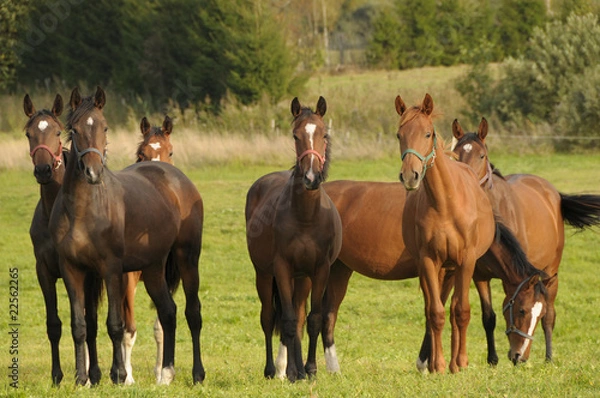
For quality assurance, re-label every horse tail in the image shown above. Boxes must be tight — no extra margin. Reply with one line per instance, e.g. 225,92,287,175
272,278,282,336
494,218,546,279
85,271,104,310
165,251,181,294
560,193,600,230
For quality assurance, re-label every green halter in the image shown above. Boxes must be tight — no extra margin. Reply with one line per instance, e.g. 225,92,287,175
401,132,437,177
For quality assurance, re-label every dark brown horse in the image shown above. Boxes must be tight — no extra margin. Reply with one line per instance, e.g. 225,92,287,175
49,86,204,385
452,117,600,364
245,96,342,381
136,115,174,163
24,93,104,385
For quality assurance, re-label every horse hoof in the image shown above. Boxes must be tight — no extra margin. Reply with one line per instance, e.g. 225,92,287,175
488,354,499,366
305,364,317,378
89,366,102,385
52,371,64,386
416,358,429,374
110,367,127,384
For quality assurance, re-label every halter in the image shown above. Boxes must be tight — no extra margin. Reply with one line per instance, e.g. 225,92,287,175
502,274,537,341
297,142,326,171
479,160,494,189
71,134,106,169
30,142,63,170
400,132,437,177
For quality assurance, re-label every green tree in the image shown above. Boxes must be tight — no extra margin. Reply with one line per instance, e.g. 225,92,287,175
365,5,401,68
497,0,547,57
0,0,31,91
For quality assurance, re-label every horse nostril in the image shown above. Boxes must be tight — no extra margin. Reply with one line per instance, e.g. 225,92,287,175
413,171,420,181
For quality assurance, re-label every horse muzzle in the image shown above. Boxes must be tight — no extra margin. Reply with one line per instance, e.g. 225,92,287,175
34,163,53,184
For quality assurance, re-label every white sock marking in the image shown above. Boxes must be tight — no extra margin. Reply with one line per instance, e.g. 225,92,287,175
275,342,287,379
122,330,137,385
154,317,164,383
325,345,340,373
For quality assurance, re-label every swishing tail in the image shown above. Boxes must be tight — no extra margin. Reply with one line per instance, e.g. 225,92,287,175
165,251,181,294
494,218,547,279
560,193,600,230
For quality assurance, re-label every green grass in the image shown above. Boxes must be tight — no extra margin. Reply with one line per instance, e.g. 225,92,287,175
1,153,599,397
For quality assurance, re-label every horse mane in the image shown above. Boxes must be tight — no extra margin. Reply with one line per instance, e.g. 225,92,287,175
495,218,548,280
24,110,64,131
66,95,96,130
291,107,332,181
136,126,168,163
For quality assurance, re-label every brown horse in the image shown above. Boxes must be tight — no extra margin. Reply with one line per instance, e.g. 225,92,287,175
245,96,342,381
49,86,204,385
24,93,104,385
452,117,600,364
136,115,174,163
395,93,532,373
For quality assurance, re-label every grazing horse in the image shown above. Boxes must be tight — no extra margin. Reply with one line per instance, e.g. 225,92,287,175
452,117,600,364
245,96,342,381
49,86,205,385
24,93,103,385
395,93,528,373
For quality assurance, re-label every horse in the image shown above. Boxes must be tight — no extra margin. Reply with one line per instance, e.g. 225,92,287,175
451,117,600,364
395,92,544,373
136,115,174,163
318,95,546,374
24,93,104,385
49,86,204,385
245,96,342,381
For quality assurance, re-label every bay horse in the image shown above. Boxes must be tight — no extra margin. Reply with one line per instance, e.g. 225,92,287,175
24,93,103,385
245,96,342,381
451,117,600,364
49,86,204,385
136,115,174,163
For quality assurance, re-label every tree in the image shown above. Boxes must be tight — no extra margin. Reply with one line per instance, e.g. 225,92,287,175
497,0,547,57
0,0,31,91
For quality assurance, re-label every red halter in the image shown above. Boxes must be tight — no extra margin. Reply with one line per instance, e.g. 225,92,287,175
297,143,326,171
30,142,63,170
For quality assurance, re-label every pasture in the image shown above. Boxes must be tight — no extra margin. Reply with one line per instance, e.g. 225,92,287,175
1,149,599,396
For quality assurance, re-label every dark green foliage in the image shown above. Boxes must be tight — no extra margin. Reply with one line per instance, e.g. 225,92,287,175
365,6,401,68
497,0,547,58
0,0,31,90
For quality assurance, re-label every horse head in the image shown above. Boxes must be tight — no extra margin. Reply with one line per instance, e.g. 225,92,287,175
502,273,548,364
291,96,329,190
67,86,108,184
136,115,174,164
23,94,64,184
452,118,492,186
395,94,437,191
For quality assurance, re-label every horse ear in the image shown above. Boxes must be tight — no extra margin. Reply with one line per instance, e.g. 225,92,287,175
478,117,488,142
140,117,151,137
69,87,82,110
162,115,173,136
422,93,434,116
316,96,327,117
395,95,407,116
23,94,35,118
52,94,63,117
94,86,106,110
452,119,464,140
291,97,301,118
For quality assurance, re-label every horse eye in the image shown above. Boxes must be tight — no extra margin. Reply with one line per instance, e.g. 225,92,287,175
25,132,30,139
293,135,299,141
519,309,526,316
169,152,173,157
56,130,61,137
425,132,432,138
396,132,400,139
480,154,485,160
104,127,108,133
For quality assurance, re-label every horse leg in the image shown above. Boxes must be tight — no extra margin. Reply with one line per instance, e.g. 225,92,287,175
84,272,102,385
143,267,177,385
256,271,277,378
122,271,139,385
103,268,127,384
174,246,205,384
474,279,498,365
274,258,300,382
450,258,474,373
418,268,454,372
321,260,353,373
293,278,310,375
305,263,330,377
36,261,63,385
420,257,446,373
60,264,90,385
542,274,558,362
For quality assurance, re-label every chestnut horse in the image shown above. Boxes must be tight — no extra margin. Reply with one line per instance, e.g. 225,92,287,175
245,97,342,381
396,93,529,373
452,117,600,364
49,87,204,385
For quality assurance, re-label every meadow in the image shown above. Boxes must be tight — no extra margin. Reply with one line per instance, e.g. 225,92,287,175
1,66,599,396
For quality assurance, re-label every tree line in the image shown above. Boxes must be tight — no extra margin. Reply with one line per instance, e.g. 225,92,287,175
1,0,599,120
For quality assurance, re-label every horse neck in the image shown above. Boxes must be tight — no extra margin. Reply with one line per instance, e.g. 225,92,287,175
421,145,459,211
39,164,65,217
62,148,112,214
289,169,323,223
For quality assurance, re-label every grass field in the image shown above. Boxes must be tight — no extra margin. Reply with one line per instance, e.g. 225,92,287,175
1,151,599,397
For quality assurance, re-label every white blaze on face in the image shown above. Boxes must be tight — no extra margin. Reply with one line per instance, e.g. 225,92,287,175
304,123,317,181
518,301,543,355
86,117,94,126
463,143,473,153
38,120,49,131
149,142,161,150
